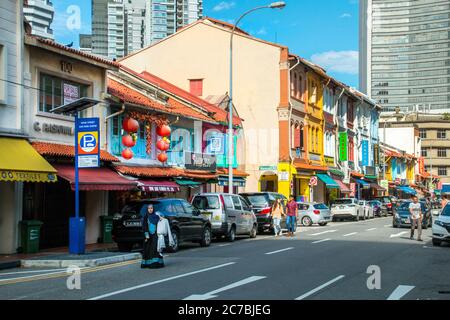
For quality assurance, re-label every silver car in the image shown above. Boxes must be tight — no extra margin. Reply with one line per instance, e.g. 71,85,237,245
297,202,332,226
191,193,258,242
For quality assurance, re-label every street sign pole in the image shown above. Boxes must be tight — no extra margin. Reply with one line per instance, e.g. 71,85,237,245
75,112,79,221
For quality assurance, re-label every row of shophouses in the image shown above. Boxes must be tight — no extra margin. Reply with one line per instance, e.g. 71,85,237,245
0,5,436,254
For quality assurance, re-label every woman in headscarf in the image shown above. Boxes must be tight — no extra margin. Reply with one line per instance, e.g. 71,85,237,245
141,204,164,269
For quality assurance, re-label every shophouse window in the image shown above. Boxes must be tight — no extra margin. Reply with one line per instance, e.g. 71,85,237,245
291,72,296,97
421,148,428,157
0,44,6,103
297,76,303,100
438,167,447,176
189,79,203,96
349,139,355,162
437,129,447,139
294,123,301,149
347,102,354,123
419,129,427,139
39,73,89,113
438,148,447,158
310,82,317,104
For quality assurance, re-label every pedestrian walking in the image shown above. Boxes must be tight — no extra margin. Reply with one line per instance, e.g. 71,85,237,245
141,204,165,269
286,195,298,237
271,199,285,237
409,196,423,242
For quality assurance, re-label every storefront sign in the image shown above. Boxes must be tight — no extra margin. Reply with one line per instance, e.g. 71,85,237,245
185,152,217,171
0,170,57,183
259,166,278,171
77,118,100,168
339,132,348,161
373,144,380,166
279,171,289,182
60,60,73,73
325,156,335,167
33,122,74,136
362,140,369,167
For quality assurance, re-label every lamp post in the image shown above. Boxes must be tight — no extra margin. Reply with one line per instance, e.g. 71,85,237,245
228,2,286,194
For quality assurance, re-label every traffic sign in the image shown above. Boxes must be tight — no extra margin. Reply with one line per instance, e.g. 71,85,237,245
76,118,100,168
309,176,318,186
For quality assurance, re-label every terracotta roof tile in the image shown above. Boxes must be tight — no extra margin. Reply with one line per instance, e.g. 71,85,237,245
115,166,217,180
32,142,119,162
108,78,216,123
216,168,250,177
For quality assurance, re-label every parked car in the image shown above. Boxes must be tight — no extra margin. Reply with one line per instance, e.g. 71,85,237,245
432,204,450,246
359,200,375,219
191,193,257,242
373,196,395,216
392,201,433,229
368,200,383,217
297,202,332,226
240,192,295,234
112,198,212,252
330,198,363,221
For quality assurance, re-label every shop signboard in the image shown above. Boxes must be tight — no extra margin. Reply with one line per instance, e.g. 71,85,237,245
76,118,100,168
339,132,348,161
185,152,217,171
362,140,369,167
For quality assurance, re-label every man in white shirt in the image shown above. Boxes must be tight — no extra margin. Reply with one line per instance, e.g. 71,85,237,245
409,196,423,241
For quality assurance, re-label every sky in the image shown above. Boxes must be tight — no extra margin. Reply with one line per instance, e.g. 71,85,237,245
53,0,359,88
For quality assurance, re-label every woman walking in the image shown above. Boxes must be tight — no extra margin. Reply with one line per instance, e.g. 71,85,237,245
141,204,165,269
271,199,285,237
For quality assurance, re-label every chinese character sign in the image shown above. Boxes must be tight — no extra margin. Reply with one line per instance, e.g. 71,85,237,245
339,132,348,161
362,140,369,167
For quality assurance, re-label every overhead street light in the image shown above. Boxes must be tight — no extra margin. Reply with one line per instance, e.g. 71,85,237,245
227,2,286,194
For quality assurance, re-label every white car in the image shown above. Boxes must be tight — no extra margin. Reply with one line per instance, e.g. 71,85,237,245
359,200,375,219
331,198,364,221
432,204,450,247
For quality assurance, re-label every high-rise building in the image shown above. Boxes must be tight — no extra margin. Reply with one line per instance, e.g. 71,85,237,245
91,0,203,59
360,0,450,113
23,0,55,40
79,34,93,54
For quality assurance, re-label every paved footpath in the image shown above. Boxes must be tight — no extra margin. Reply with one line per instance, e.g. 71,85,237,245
1,217,449,300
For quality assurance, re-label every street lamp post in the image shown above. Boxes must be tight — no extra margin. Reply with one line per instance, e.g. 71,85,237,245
228,2,286,194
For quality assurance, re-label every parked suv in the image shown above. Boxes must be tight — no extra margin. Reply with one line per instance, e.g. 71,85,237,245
330,198,363,221
432,204,450,246
240,192,293,234
112,198,212,252
191,193,257,242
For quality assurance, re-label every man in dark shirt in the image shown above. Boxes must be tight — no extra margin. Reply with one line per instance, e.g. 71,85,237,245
286,195,298,237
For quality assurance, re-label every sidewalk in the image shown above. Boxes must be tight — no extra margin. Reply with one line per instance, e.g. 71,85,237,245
0,243,138,270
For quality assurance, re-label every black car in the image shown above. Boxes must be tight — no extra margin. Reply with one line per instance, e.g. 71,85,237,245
112,198,212,252
240,192,295,234
393,201,433,229
373,196,395,216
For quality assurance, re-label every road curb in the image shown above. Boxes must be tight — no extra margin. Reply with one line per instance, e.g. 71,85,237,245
20,253,142,268
0,260,21,270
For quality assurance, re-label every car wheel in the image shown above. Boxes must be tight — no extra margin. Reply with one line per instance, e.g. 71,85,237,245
318,222,327,226
432,239,441,247
117,242,133,252
200,227,212,247
168,230,179,253
249,224,257,238
302,216,313,227
227,226,236,242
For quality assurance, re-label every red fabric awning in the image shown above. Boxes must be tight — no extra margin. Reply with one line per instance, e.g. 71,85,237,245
54,165,138,191
137,180,180,193
335,179,351,193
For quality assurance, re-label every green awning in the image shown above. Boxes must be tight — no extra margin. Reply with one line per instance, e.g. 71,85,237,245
218,176,246,187
175,179,202,186
365,175,378,180
316,174,340,189
329,169,345,177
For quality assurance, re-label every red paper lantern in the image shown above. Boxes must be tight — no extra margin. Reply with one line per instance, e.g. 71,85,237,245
158,152,168,163
122,117,139,133
122,135,136,148
156,139,170,151
122,148,133,160
156,125,171,137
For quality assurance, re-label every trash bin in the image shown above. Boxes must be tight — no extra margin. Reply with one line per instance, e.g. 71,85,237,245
20,220,43,254
100,215,114,243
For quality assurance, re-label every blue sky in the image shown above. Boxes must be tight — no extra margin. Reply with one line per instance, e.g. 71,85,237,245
53,0,359,88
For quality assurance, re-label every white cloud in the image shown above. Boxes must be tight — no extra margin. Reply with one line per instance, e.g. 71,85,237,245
213,1,236,12
256,27,267,35
310,51,359,75
340,13,352,18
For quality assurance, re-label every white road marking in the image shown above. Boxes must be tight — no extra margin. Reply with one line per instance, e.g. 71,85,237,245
311,230,337,236
390,231,409,238
218,244,232,247
312,239,331,244
88,262,236,300
384,224,392,227
343,232,358,237
265,247,294,255
366,228,377,231
295,275,345,300
387,285,415,300
184,276,266,300
0,268,69,276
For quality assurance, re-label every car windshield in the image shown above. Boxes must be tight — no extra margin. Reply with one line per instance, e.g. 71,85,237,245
242,194,269,206
333,199,353,205
122,201,164,216
441,205,450,217
192,196,220,210
369,201,381,206
398,202,426,211
314,203,328,210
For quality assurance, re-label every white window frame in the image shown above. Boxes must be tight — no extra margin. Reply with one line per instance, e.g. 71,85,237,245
0,42,7,105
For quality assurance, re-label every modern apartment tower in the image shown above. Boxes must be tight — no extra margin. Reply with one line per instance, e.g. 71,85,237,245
360,0,450,113
23,0,55,40
91,0,203,59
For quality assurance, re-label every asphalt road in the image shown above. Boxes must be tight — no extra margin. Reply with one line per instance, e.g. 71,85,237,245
1,217,450,300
